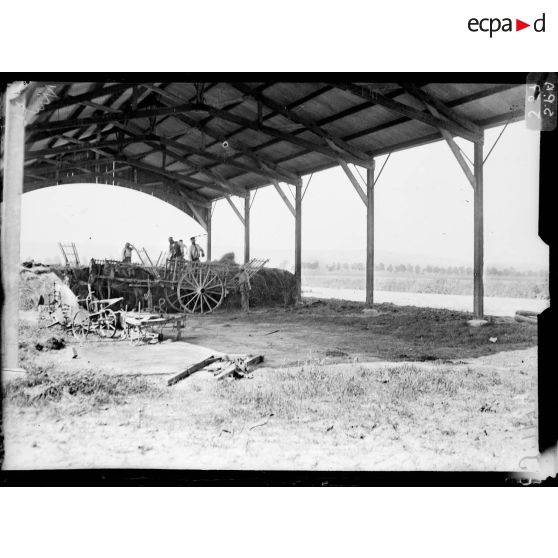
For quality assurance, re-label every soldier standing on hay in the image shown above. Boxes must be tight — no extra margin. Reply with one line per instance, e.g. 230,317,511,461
168,237,179,261
121,242,134,263
238,265,251,313
177,239,186,261
188,236,205,262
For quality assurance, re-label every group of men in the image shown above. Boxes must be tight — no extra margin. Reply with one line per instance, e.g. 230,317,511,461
168,236,205,262
121,237,205,264
120,236,250,312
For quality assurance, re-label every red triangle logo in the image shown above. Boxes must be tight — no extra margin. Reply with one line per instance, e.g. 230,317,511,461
516,19,530,31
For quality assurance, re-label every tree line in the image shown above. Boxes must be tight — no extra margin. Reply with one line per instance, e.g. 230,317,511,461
301,261,547,277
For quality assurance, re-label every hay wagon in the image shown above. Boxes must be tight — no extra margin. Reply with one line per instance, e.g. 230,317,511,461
86,257,268,315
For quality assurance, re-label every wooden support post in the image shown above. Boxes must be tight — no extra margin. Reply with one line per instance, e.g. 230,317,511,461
473,139,484,318
271,179,296,217
1,84,27,376
244,193,250,264
295,181,302,302
339,160,367,206
224,195,245,226
366,161,376,306
185,200,209,231
206,205,212,261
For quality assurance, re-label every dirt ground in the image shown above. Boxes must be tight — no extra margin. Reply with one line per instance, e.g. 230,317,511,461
2,300,538,471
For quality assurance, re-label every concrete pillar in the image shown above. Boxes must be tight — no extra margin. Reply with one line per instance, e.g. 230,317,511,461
1,84,27,375
244,193,250,264
366,160,375,306
473,139,484,318
295,182,302,301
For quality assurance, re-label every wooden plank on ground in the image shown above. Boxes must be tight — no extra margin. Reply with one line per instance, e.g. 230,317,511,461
514,314,537,325
168,355,222,386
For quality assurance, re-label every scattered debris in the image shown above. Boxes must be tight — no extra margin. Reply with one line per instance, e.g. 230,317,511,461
249,413,274,430
480,402,497,413
167,354,264,385
263,329,280,336
516,309,539,317
216,355,264,380
167,355,222,385
489,337,498,343
467,319,488,327
302,299,324,307
35,336,66,351
514,311,537,325
362,308,380,316
325,348,348,357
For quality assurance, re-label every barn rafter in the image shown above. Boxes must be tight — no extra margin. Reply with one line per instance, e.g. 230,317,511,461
2,79,527,336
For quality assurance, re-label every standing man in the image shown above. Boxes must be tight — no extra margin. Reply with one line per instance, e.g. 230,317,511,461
238,265,251,313
122,242,134,263
188,236,205,262
168,237,176,260
177,239,186,261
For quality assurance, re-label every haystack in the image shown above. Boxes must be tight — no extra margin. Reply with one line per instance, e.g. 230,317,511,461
222,265,297,309
19,267,79,312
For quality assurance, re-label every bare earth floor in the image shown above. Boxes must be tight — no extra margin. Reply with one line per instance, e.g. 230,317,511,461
2,301,538,471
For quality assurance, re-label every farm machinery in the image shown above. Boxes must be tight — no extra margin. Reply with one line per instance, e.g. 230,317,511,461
83,257,268,314
58,245,268,315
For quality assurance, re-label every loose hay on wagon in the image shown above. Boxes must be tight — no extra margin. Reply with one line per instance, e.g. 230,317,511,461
62,254,271,315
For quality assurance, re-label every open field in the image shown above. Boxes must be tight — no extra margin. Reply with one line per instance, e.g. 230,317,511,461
303,270,549,300
1,300,538,470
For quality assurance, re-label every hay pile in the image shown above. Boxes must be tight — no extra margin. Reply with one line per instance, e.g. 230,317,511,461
19,267,79,311
212,253,297,309
222,266,297,309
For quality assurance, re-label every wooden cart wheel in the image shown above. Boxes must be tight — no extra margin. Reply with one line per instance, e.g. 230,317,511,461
163,285,181,312
98,308,118,338
177,266,224,314
72,309,90,339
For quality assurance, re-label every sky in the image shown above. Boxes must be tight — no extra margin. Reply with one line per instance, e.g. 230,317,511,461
18,121,547,272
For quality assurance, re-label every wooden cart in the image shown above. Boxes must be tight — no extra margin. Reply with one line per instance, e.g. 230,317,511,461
71,295,123,339
122,312,186,346
86,257,268,315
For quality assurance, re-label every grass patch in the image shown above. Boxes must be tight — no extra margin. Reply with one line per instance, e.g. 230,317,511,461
290,300,537,359
215,362,509,423
4,368,158,410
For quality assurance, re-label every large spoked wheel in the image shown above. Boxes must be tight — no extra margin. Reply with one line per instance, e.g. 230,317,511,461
163,284,181,312
98,308,118,338
72,310,90,340
177,266,224,314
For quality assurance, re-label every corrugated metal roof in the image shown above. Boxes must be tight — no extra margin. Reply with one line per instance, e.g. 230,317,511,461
16,80,526,221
